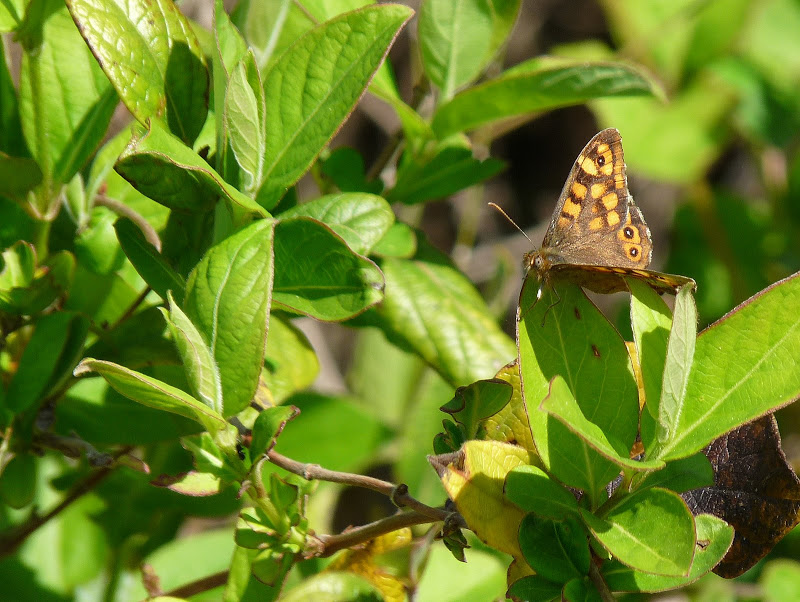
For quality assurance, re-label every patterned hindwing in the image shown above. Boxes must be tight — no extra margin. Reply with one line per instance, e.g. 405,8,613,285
615,202,653,268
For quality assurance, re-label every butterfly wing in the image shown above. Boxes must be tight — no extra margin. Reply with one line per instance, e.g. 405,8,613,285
540,128,652,269
550,264,696,295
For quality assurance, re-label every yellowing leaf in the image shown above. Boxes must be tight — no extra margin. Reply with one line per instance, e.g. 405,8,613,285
327,529,412,602
483,361,535,452
430,440,531,559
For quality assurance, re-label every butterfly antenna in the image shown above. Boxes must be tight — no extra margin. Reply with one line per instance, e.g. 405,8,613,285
488,203,534,246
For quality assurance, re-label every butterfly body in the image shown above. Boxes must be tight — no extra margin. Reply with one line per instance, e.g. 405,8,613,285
525,128,694,296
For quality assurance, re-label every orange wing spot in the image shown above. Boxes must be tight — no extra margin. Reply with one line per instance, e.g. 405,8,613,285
618,224,641,243
581,156,598,176
615,174,625,188
623,243,644,262
607,210,620,226
590,183,606,198
557,216,571,228
588,217,604,231
572,181,587,199
597,143,609,154
600,150,614,175
602,193,618,210
563,197,581,218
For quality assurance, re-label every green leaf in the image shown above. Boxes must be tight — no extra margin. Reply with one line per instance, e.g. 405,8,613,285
256,4,413,208
592,74,735,183
542,375,664,473
74,206,126,275
519,514,590,584
367,84,434,144
86,126,170,229
602,514,734,592
0,1,24,39
0,242,74,315
761,559,800,601
319,147,383,194
184,219,275,416
432,59,661,138
562,578,601,602
505,465,579,520
517,279,639,503
660,272,800,460
273,392,391,473
628,279,671,415
372,221,417,259
654,284,697,449
279,193,394,256
628,278,672,451
6,311,89,412
582,487,695,577
212,0,249,186
249,406,299,459
127,530,239,600
0,153,42,201
114,217,186,302
66,0,209,144
83,305,177,368
0,41,24,154
116,119,267,217
263,315,320,404
74,358,227,433
374,238,515,386
282,572,382,602
18,0,117,218
225,56,265,193
419,0,521,100
506,574,563,602
272,217,383,320
230,0,291,71
0,454,37,508
440,378,512,441
56,374,202,444
635,453,713,494
155,471,225,496
161,292,223,415
388,142,505,205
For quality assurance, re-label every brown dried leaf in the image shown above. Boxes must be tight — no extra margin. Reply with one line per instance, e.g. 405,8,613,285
683,415,800,577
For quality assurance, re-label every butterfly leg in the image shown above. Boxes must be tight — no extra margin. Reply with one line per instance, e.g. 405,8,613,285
540,285,562,327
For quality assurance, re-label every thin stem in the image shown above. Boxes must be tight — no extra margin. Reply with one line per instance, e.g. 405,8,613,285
366,130,403,181
31,219,51,260
108,286,151,331
0,457,120,558
267,449,393,492
266,450,457,524
588,558,616,602
95,194,162,251
314,510,441,558
160,570,228,599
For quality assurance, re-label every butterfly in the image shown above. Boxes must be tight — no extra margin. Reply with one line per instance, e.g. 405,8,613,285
519,128,695,299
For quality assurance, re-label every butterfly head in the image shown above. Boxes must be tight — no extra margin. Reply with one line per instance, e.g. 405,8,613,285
523,247,557,279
